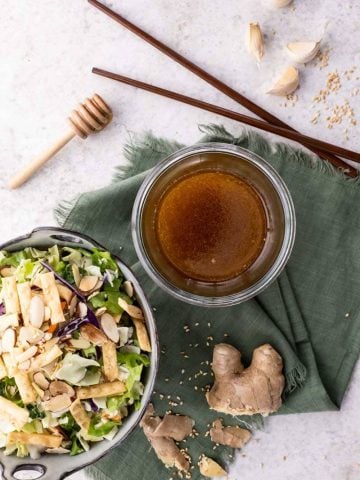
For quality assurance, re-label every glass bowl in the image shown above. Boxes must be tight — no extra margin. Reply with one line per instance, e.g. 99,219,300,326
132,143,296,307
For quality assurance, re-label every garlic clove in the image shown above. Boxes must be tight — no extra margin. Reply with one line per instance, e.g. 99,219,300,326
267,66,299,96
246,22,264,62
271,0,292,7
286,41,321,64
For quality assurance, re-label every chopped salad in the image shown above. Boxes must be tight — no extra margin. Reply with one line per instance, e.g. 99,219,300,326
0,245,151,458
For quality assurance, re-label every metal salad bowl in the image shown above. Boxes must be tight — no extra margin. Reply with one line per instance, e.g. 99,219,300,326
0,227,159,480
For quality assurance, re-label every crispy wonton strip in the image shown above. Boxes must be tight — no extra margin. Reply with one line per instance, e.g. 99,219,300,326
31,344,62,370
0,397,29,430
40,272,65,324
2,353,16,377
133,319,151,352
17,281,32,326
7,432,62,448
2,276,20,314
14,372,37,404
77,381,126,399
70,399,90,431
102,341,118,382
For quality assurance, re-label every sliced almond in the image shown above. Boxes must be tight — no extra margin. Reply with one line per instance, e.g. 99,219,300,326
33,372,50,390
56,284,73,304
79,276,100,293
29,295,45,328
123,281,134,298
118,298,144,321
49,381,75,398
69,337,91,350
17,346,38,363
19,326,44,345
72,264,81,287
43,306,51,322
95,307,107,317
100,313,120,343
42,393,72,412
69,296,78,317
80,323,107,346
1,267,16,277
78,302,87,319
2,328,15,352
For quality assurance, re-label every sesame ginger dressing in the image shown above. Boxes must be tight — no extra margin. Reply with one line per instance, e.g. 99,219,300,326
155,170,267,282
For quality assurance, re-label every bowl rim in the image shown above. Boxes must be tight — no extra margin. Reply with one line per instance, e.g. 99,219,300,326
132,142,296,307
0,226,159,480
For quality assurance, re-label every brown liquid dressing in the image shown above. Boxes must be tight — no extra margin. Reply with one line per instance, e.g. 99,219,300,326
155,170,267,282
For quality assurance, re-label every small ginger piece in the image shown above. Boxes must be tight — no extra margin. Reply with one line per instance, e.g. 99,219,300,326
206,343,285,416
140,404,192,472
199,455,227,478
151,413,194,441
210,419,251,448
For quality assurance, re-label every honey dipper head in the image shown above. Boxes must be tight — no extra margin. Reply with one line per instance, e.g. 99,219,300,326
69,94,113,139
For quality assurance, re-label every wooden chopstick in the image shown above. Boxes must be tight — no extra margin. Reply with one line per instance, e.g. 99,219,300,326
93,68,360,166
88,0,357,177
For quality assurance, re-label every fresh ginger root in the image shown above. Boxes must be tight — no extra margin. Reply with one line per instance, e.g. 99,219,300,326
206,343,285,416
140,404,193,472
210,419,252,448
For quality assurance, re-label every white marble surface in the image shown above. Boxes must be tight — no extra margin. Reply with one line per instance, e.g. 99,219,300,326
0,1,359,479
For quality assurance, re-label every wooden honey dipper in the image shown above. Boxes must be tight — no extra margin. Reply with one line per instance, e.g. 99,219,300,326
8,94,112,189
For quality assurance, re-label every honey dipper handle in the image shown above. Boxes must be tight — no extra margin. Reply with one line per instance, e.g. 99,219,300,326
8,129,76,189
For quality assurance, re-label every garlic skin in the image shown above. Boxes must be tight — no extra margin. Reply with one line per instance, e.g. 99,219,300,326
246,22,264,62
271,0,293,7
286,41,321,64
267,66,299,96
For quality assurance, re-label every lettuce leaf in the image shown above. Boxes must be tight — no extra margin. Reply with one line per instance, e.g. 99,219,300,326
55,353,99,385
91,249,119,274
0,377,23,407
87,416,119,437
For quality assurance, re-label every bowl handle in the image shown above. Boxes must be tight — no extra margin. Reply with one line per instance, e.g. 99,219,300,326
1,462,61,480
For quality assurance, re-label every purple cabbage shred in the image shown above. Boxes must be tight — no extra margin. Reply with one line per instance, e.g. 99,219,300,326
41,261,99,329
40,261,86,302
0,304,4,316
89,399,99,412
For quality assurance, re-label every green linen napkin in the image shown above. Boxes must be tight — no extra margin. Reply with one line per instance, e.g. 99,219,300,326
56,125,360,480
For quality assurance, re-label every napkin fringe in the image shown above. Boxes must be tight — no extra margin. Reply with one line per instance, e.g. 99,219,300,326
54,199,80,227
199,124,360,184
